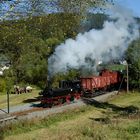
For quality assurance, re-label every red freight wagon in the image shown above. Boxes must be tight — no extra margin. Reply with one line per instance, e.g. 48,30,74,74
80,70,120,94
101,70,120,84
80,76,108,92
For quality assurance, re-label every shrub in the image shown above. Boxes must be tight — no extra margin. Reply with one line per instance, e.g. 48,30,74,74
0,78,6,93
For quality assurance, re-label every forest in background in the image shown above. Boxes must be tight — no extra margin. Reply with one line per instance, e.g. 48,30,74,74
0,13,107,89
0,0,140,93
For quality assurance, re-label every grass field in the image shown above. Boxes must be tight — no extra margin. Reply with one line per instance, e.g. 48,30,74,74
0,89,41,109
1,92,140,140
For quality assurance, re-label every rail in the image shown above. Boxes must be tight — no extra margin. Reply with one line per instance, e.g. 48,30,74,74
0,116,16,123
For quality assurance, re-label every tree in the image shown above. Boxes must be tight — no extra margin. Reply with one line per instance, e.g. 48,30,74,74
58,0,112,13
0,0,112,20
126,39,140,89
80,13,107,32
0,0,113,88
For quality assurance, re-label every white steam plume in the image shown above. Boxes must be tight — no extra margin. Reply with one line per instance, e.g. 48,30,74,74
48,5,139,76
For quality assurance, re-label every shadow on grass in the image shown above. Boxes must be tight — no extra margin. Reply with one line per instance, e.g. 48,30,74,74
82,98,139,114
23,96,41,103
0,134,4,140
30,103,43,108
22,96,43,108
0,126,5,140
89,117,111,124
84,98,140,124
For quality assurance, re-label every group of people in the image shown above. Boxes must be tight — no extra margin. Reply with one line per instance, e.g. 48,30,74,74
13,85,33,94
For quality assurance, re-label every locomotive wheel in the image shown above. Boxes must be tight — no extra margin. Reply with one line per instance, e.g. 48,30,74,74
43,104,49,108
62,98,66,104
70,96,75,102
48,103,53,108
66,96,70,103
58,98,63,105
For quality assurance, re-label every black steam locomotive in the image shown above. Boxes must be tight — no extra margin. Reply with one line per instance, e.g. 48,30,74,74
40,70,122,107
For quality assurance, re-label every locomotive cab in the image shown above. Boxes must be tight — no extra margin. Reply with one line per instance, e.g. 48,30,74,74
41,80,81,97
59,80,81,92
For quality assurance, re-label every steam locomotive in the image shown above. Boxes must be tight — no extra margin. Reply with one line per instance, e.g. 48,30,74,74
40,69,122,107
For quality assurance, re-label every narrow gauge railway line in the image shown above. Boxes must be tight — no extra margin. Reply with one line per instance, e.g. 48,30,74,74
0,91,118,126
0,60,124,125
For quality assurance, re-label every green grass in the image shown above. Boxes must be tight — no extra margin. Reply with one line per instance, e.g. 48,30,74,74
0,106,98,138
109,92,140,107
0,89,41,108
1,91,140,140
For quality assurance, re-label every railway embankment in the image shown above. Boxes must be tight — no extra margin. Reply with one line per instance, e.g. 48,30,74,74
0,91,119,126
1,91,140,140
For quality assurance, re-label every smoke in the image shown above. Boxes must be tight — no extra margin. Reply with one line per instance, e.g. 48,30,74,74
48,5,139,76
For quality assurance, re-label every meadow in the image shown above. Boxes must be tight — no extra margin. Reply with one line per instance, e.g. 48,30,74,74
0,89,40,109
0,92,140,140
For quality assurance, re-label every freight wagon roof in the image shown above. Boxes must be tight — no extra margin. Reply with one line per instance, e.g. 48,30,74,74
80,76,102,79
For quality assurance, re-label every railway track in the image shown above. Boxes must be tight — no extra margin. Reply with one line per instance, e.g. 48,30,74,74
0,91,118,125
0,109,17,126
0,115,16,123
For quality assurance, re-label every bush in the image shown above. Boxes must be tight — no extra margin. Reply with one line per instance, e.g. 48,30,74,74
0,78,6,93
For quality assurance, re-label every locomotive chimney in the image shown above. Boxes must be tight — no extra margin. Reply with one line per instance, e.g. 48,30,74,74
47,75,51,89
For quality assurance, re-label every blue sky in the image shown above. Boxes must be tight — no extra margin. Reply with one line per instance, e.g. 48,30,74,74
116,0,140,17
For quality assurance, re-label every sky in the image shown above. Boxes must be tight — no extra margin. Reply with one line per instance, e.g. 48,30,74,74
116,0,140,17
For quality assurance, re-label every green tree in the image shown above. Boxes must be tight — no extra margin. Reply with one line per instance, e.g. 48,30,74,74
0,0,112,21
58,0,111,14
126,39,140,89
0,0,113,88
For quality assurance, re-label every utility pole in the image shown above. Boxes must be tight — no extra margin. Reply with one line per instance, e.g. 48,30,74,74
7,89,10,113
126,62,129,93
6,77,11,114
